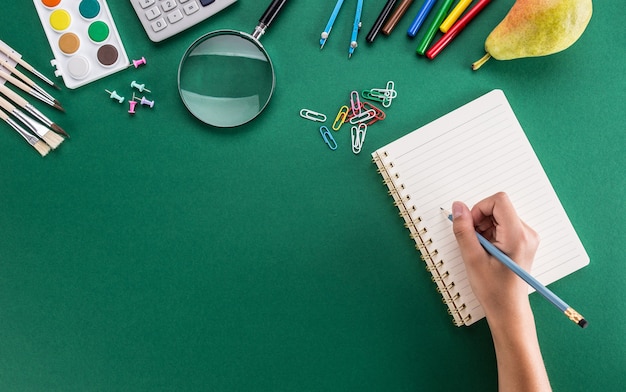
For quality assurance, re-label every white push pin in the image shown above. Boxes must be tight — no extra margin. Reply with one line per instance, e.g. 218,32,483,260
130,80,151,93
105,89,124,103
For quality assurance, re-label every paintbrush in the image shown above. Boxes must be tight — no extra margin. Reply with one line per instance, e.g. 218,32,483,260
0,60,61,108
0,83,69,137
0,106,50,156
0,44,60,90
0,95,63,149
0,69,63,111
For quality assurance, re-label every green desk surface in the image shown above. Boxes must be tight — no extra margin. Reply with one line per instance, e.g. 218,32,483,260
1,1,624,391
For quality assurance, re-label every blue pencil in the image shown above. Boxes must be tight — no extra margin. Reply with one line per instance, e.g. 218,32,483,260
442,209,588,328
407,0,437,38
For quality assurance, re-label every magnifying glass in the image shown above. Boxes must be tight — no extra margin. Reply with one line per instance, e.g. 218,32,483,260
178,0,288,128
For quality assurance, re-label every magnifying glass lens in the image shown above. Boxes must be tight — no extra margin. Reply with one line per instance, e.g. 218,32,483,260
178,32,275,127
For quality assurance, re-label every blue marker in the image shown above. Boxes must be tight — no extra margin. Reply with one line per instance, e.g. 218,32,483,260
407,0,437,38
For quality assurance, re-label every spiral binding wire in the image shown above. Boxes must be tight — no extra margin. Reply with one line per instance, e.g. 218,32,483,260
372,152,470,326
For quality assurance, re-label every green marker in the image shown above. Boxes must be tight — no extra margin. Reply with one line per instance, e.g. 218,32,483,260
416,0,455,55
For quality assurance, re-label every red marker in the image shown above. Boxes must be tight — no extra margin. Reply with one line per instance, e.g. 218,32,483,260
425,0,492,60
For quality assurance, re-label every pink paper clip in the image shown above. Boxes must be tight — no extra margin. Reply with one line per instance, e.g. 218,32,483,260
350,90,361,115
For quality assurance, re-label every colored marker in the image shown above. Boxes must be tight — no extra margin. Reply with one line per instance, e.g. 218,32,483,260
366,0,397,43
439,0,473,33
407,0,437,38
382,0,415,36
416,0,454,55
426,0,492,59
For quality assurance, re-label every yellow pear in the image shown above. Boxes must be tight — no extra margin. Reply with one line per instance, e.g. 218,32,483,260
472,0,593,70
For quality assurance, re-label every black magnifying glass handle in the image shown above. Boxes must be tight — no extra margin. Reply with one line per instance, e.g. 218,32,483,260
252,0,288,40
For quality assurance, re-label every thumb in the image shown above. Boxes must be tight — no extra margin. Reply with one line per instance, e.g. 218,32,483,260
451,201,484,264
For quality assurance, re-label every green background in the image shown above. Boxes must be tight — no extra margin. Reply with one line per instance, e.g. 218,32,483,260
1,1,624,390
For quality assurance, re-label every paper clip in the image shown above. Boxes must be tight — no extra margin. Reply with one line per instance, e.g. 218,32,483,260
350,90,362,115
345,102,364,123
351,123,367,154
349,108,377,124
300,109,327,122
332,105,349,131
361,102,386,125
362,81,397,108
383,80,396,107
320,125,338,150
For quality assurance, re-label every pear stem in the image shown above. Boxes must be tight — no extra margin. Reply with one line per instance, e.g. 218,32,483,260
472,53,492,71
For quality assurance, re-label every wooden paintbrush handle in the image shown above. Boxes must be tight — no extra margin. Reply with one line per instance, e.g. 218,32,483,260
0,84,27,108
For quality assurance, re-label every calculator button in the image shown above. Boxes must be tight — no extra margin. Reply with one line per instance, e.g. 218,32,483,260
167,9,184,24
138,0,156,8
161,0,178,13
182,2,199,15
151,17,167,32
145,6,162,20
131,0,238,42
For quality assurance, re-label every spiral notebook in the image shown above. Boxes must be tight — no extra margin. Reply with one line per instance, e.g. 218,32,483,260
372,89,589,326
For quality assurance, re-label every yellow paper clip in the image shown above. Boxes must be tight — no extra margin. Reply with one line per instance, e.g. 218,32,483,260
300,108,327,122
320,125,337,150
332,105,349,131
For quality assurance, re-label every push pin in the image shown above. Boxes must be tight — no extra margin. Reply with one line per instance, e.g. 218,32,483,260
131,80,151,93
128,100,138,114
105,89,124,103
132,56,147,68
134,94,154,108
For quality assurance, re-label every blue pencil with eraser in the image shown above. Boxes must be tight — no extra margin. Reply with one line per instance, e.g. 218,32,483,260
442,208,588,328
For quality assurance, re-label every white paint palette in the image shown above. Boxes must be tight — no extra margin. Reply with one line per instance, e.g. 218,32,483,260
33,0,129,89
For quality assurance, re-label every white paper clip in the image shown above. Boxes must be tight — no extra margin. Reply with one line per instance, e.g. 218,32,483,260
362,80,397,108
351,123,367,154
300,108,327,122
349,109,376,124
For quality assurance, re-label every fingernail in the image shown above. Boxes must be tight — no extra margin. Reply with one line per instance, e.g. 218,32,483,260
452,201,463,219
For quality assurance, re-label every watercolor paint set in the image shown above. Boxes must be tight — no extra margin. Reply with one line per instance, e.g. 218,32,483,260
33,0,129,89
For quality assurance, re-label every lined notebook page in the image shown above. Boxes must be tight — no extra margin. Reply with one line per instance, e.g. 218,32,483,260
373,90,589,326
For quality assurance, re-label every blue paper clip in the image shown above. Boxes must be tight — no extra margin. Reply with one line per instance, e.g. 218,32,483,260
320,125,338,150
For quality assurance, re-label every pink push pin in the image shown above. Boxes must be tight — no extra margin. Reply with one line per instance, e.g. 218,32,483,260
128,100,138,114
132,56,147,68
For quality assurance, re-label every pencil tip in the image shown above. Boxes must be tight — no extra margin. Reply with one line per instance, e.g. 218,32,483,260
578,319,588,328
52,83,61,91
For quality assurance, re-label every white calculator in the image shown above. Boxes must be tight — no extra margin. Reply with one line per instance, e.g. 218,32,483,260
130,0,237,42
